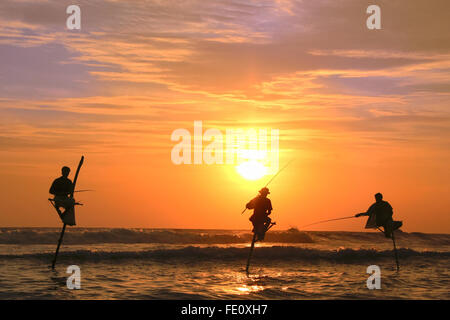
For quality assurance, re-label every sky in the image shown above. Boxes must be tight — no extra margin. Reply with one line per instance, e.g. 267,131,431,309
0,0,449,232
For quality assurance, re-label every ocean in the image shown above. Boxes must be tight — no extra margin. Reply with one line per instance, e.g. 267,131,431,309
0,228,448,299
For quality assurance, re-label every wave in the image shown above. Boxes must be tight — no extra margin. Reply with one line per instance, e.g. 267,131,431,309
1,228,449,246
0,228,314,245
1,246,449,262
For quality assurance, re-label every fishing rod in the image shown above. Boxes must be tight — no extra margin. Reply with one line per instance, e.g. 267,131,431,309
241,159,294,214
301,215,356,228
263,158,295,189
73,189,95,193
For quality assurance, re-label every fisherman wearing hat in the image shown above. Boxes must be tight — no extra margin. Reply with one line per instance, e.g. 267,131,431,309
246,187,273,241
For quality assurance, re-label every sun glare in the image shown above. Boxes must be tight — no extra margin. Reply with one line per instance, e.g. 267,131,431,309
236,160,268,180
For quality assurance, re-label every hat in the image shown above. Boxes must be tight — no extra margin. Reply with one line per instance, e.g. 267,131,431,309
259,187,270,195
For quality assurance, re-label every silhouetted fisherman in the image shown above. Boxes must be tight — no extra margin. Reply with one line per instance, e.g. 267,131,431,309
355,193,402,238
246,187,273,241
49,166,75,216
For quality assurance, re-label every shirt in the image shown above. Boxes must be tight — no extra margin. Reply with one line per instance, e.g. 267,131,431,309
49,176,73,197
246,195,273,218
367,200,393,225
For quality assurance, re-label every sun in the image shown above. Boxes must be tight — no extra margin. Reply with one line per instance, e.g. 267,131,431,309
236,160,268,180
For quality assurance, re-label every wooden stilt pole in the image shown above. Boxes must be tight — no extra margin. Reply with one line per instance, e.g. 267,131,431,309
52,223,66,269
391,230,400,272
245,222,276,274
377,226,400,271
246,233,257,274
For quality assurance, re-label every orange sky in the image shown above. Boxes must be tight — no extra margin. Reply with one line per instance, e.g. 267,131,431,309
0,1,449,232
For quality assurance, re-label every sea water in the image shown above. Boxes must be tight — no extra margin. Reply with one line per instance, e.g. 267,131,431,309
0,228,448,299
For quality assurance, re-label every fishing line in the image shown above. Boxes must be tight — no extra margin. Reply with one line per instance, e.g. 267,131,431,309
300,215,356,228
263,158,295,188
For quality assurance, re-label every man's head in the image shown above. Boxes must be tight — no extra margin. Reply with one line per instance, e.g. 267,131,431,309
375,193,383,202
61,166,71,177
259,187,270,197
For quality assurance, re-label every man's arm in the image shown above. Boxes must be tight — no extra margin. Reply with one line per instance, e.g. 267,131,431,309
355,212,367,217
49,180,57,195
246,198,256,209
266,199,273,215
64,179,74,197
355,204,374,217
386,202,393,217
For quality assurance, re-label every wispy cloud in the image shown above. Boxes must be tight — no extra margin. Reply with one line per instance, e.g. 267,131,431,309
0,0,449,156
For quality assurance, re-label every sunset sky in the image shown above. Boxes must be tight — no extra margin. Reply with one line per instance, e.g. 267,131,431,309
0,0,449,232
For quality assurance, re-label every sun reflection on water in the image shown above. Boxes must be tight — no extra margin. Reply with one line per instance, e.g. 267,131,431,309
216,272,268,296
235,284,265,294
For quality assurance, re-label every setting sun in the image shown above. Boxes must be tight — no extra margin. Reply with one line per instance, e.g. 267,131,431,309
236,161,268,180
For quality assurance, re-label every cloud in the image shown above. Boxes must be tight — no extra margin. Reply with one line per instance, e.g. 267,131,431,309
0,0,449,156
